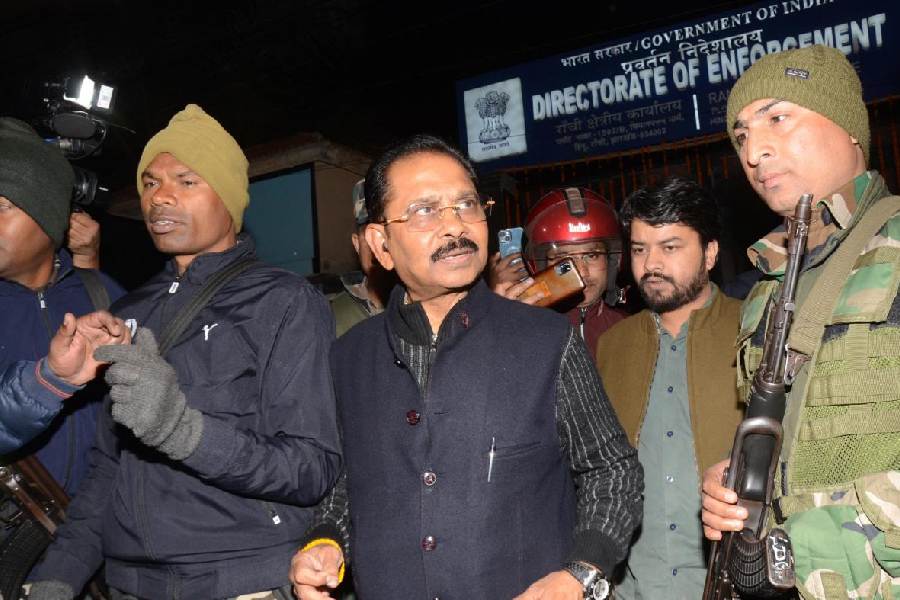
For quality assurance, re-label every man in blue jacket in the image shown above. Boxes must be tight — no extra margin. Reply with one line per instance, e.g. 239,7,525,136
0,117,125,493
1,310,130,454
28,104,341,600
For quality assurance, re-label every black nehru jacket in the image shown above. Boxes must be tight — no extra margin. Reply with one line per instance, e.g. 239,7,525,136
308,280,643,599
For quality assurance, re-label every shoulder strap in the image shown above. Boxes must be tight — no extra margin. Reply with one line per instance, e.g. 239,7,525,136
777,195,900,502
158,257,256,356
74,267,111,311
788,195,900,356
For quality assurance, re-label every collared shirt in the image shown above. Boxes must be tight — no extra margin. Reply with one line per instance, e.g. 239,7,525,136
747,170,876,277
340,271,384,316
618,289,715,600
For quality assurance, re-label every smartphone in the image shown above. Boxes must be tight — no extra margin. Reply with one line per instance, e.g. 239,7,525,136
498,227,524,258
519,258,585,308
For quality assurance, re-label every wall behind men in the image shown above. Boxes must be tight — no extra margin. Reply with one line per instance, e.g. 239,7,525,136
247,133,370,278
245,166,316,276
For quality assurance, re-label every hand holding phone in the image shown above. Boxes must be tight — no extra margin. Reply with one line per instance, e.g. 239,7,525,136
518,258,585,308
490,227,528,292
498,227,523,258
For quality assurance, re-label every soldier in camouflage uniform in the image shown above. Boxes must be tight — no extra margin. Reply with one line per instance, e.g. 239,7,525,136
328,179,394,337
700,45,900,600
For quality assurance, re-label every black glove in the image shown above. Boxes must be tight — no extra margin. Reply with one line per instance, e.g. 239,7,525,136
94,327,203,460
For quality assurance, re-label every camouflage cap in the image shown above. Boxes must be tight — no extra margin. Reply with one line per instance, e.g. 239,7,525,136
352,178,368,226
726,45,870,164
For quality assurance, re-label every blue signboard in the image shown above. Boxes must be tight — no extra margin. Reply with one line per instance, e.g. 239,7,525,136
456,0,898,170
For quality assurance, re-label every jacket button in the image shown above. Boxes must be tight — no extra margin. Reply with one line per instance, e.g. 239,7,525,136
422,535,436,551
394,359,404,368
406,410,421,425
422,471,437,486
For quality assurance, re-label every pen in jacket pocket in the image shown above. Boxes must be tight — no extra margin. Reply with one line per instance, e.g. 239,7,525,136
487,436,495,482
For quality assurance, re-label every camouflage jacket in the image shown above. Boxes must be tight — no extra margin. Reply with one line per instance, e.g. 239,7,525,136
329,272,383,338
737,171,900,600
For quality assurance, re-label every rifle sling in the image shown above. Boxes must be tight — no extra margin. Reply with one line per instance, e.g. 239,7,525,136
787,195,900,356
74,267,111,311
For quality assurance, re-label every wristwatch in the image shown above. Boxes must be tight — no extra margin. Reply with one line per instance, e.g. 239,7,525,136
563,561,611,600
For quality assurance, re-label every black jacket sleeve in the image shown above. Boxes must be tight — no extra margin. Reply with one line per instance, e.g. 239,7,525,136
31,396,120,591
181,286,342,506
303,469,352,560
556,328,644,574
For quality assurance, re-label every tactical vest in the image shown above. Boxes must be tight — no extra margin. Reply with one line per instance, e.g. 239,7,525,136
738,270,900,500
736,198,900,599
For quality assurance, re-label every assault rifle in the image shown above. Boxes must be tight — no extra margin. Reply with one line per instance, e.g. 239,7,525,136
703,193,813,599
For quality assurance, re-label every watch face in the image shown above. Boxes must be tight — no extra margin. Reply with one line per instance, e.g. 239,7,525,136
564,561,610,600
590,578,610,600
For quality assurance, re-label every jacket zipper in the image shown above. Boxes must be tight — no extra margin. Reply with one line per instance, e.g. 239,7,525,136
37,288,77,490
133,273,180,564
262,500,282,525
36,290,54,339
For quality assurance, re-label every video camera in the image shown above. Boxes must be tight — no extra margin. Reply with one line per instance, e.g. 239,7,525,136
36,74,118,210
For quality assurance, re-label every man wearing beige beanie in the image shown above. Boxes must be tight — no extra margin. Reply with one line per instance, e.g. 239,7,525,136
701,45,900,599
28,104,341,600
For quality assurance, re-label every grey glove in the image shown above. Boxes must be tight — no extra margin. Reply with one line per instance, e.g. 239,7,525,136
94,327,203,460
25,581,74,600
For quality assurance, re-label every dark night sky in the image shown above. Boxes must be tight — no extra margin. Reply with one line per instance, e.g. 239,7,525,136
2,0,758,192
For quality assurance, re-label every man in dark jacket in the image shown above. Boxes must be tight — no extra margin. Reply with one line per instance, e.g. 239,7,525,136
1,310,130,453
28,104,341,600
290,134,642,600
0,117,125,493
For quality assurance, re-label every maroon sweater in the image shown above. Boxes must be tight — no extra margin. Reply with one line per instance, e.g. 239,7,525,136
565,301,626,360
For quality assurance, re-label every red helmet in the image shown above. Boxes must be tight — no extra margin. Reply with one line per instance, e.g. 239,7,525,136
526,188,621,263
524,187,623,304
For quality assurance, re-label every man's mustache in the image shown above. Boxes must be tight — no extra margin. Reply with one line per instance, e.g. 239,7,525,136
640,271,675,286
430,238,479,262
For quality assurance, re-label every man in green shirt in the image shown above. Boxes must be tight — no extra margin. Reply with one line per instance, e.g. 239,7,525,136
329,179,395,336
597,176,743,599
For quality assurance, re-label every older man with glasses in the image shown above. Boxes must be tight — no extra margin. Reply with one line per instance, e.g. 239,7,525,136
289,134,642,600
